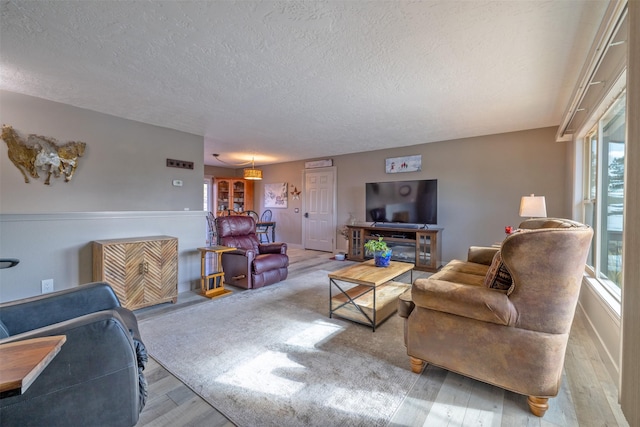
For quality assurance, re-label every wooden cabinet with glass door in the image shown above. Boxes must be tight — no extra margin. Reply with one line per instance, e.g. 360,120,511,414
213,177,254,216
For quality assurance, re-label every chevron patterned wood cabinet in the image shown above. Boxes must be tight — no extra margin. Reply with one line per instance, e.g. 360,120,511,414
92,235,178,310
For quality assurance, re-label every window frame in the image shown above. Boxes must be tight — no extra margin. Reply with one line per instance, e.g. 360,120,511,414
579,89,626,308
204,176,213,212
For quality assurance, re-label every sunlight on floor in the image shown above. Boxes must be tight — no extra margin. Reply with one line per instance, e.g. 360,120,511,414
216,320,345,397
325,386,397,417
216,350,305,397
284,319,344,349
420,373,499,427
421,403,497,426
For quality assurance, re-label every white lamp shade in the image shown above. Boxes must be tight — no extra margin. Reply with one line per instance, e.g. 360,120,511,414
519,194,547,218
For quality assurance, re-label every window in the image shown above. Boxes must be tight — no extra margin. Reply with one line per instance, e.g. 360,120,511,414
582,92,626,298
204,177,213,242
203,178,211,212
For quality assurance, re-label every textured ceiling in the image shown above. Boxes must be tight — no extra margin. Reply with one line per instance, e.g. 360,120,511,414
0,1,609,166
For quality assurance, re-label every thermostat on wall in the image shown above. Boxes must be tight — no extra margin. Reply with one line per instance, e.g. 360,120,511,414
172,179,183,187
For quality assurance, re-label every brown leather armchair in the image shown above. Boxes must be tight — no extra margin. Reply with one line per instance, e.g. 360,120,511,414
398,218,593,417
215,215,288,289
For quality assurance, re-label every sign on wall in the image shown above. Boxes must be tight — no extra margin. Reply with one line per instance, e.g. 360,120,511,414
385,155,421,173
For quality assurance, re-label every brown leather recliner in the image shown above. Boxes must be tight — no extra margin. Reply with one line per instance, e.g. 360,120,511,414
215,215,288,289
398,218,593,417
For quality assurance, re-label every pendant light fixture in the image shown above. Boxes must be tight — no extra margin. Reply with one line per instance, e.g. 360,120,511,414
243,158,263,180
212,154,263,180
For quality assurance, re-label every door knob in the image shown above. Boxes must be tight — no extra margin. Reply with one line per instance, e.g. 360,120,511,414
304,212,309,218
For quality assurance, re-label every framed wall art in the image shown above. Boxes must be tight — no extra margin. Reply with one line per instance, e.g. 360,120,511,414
385,155,421,174
264,182,288,208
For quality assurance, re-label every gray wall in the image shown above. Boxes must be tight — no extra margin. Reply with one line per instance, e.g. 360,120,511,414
0,91,205,301
0,212,203,302
254,126,567,263
0,90,203,212
0,90,567,301
204,165,243,178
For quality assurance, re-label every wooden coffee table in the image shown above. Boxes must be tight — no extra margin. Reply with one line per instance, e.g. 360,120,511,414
328,260,414,331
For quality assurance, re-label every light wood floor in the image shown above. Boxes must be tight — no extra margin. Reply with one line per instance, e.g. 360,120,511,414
134,249,628,427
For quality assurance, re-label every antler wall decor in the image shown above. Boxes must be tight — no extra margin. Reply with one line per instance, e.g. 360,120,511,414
1,125,86,185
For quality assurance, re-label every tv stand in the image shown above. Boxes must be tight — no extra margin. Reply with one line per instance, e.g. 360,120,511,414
346,225,443,272
372,222,426,229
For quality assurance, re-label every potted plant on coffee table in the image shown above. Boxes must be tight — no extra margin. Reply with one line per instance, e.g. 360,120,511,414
364,237,392,267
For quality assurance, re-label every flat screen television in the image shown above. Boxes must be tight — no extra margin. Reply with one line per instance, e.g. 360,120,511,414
365,179,437,226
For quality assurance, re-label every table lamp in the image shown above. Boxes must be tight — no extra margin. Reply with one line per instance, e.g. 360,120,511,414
519,194,547,218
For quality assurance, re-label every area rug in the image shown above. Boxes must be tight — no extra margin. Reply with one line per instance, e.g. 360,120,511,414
138,269,419,427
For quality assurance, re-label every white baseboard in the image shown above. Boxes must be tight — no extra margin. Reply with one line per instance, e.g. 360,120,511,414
577,279,621,387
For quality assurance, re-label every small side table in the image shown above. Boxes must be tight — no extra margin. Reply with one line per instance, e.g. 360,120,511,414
0,335,66,398
198,246,236,299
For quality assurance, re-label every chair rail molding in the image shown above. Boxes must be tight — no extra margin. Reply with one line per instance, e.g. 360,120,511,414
0,211,204,303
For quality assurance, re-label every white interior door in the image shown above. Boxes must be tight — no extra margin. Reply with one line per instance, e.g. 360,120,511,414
303,167,336,252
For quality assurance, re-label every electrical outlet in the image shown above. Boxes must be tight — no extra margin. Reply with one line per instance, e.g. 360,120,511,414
41,279,54,294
